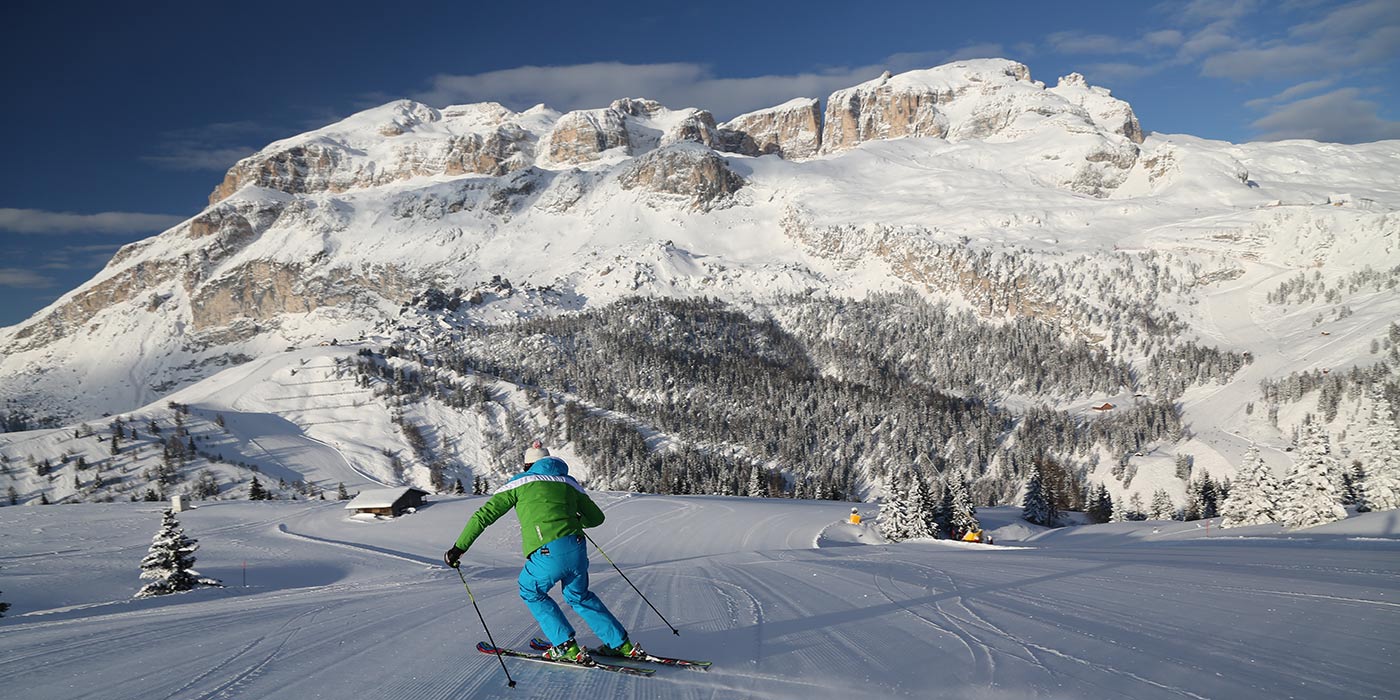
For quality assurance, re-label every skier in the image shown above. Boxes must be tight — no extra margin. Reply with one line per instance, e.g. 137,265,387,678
443,441,645,665
849,507,862,525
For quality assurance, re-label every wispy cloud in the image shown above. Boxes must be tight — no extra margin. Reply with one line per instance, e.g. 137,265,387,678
143,121,270,171
0,268,56,289
1200,0,1400,79
1244,79,1337,108
410,47,1010,120
0,208,185,235
1251,87,1400,142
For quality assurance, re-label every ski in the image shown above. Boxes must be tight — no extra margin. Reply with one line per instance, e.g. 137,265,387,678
530,637,712,671
476,641,655,677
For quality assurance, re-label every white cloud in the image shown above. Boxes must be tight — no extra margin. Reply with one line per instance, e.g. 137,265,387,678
1201,0,1400,79
144,146,256,171
143,121,269,171
411,48,1014,121
0,268,56,289
0,209,185,235
1251,87,1400,143
1244,79,1337,108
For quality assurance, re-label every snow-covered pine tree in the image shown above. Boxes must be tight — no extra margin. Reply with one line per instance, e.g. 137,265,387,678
136,510,222,598
747,464,769,498
1127,492,1146,520
1109,493,1127,522
903,471,938,540
1149,489,1176,520
878,474,911,542
1280,421,1347,529
1021,466,1057,526
336,482,349,500
947,470,980,537
1220,444,1280,528
1086,483,1113,523
248,476,267,501
1357,388,1400,512
0,590,9,616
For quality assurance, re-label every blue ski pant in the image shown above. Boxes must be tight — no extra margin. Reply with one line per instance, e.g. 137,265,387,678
519,533,627,648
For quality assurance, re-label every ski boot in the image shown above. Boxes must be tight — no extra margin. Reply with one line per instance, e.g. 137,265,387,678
543,638,592,664
597,638,646,660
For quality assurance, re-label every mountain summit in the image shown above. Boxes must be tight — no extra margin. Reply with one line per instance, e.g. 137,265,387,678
0,58,1394,424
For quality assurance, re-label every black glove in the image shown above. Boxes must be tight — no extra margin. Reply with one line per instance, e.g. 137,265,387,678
444,546,466,569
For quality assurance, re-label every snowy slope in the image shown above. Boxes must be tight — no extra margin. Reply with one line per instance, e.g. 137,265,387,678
1,499,1396,699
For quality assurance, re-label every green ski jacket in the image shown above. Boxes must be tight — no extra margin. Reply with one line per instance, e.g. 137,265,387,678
454,457,604,557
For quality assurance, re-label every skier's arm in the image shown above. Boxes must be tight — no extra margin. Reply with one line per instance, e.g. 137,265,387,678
576,490,605,529
454,490,517,551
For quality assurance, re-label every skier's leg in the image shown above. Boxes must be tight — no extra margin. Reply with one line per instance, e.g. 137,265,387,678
556,534,627,648
518,549,574,646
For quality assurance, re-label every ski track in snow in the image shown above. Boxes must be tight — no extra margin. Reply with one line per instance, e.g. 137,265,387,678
2,500,1398,700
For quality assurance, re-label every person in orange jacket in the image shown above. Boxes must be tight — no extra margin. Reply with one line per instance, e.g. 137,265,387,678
849,507,862,525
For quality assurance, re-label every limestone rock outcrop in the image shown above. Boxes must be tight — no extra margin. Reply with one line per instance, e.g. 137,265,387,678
545,107,632,164
617,142,746,208
720,99,822,159
210,101,539,204
1049,73,1144,144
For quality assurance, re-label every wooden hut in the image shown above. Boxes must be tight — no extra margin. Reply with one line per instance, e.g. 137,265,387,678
344,487,428,517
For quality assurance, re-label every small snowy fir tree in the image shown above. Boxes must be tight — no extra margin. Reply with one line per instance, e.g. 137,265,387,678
136,510,222,598
1021,466,1057,526
902,471,938,540
0,589,9,616
1109,494,1127,522
1357,389,1400,511
1220,445,1280,528
946,471,981,537
1149,489,1176,520
878,474,911,542
1279,422,1347,530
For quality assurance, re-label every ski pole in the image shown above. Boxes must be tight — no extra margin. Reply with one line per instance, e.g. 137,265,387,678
456,567,516,688
584,532,680,636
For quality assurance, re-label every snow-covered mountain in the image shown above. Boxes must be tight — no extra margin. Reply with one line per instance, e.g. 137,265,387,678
2,58,1397,507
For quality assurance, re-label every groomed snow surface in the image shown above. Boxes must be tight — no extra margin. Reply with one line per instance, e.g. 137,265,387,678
2,498,1396,699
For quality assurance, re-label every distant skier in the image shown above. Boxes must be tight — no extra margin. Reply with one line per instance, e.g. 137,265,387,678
849,507,862,525
443,441,645,664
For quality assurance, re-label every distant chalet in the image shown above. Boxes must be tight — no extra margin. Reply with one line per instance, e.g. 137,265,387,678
344,487,428,517
1091,403,1116,412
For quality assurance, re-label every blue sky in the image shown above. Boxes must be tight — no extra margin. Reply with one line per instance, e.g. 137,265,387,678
1,0,1397,327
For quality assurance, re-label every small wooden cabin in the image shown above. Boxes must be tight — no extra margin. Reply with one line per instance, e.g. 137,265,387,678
345,487,428,517
1091,402,1116,412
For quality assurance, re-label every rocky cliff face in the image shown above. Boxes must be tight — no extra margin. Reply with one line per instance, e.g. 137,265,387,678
721,99,822,159
617,142,746,209
0,58,1213,419
210,101,545,204
816,59,1142,196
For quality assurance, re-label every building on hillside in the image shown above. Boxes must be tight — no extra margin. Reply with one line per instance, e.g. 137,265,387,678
344,487,428,517
1091,402,1115,412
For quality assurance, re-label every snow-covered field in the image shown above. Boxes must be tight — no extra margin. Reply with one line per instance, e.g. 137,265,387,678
3,498,1396,699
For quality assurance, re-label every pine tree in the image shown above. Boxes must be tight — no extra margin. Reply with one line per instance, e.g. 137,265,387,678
946,470,980,537
1149,489,1176,520
249,477,267,501
878,474,911,542
1357,389,1400,511
1086,483,1114,524
902,471,938,540
135,510,222,598
452,478,465,495
1021,466,1057,526
1221,445,1280,528
1280,422,1347,529
1109,493,1127,522
336,482,349,500
0,590,9,616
